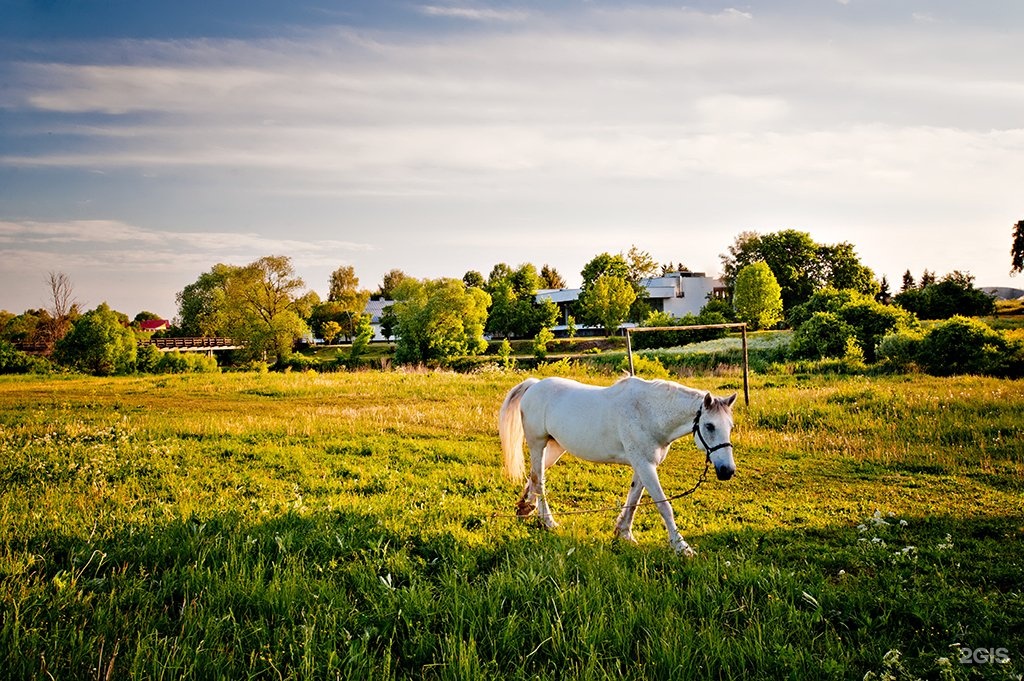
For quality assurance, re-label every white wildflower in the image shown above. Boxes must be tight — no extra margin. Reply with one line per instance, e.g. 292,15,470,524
899,520,908,527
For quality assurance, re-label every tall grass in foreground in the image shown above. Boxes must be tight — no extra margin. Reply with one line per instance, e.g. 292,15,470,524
0,371,1021,679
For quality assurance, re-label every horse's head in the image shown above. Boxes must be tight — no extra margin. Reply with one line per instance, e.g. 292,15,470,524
694,392,738,481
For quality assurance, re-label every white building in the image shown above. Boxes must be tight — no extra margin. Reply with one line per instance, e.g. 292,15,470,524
536,271,726,334
363,299,395,342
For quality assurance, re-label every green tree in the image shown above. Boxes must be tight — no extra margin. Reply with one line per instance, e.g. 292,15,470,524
893,271,995,320
349,314,374,362
721,230,876,310
580,253,631,288
392,278,491,364
379,305,397,342
1012,219,1024,275
533,327,555,359
322,321,342,345
320,266,370,339
176,263,238,336
463,270,485,289
901,269,916,292
54,303,137,375
485,263,557,338
540,264,566,289
578,274,636,336
224,256,311,363
373,269,409,300
732,262,783,330
791,312,857,359
579,251,648,324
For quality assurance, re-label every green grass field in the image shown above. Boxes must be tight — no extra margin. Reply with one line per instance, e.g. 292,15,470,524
1,369,1021,679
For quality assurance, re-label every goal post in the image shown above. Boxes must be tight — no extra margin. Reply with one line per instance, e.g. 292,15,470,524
624,323,750,406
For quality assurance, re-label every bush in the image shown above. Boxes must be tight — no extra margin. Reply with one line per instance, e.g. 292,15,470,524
789,288,916,361
877,329,925,372
279,354,321,372
893,273,996,320
533,328,555,359
791,312,857,359
0,341,50,374
632,310,729,350
155,351,220,374
497,339,516,370
618,353,671,379
917,316,1016,377
53,303,136,376
135,343,163,373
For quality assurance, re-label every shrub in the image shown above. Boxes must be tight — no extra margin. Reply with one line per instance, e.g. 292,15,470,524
733,261,783,330
135,343,163,373
618,353,671,379
0,341,50,374
156,351,220,374
789,288,916,362
279,354,320,372
497,339,516,370
632,310,729,350
877,329,925,372
917,316,1013,377
53,303,136,376
893,272,996,319
791,312,857,359
533,328,554,359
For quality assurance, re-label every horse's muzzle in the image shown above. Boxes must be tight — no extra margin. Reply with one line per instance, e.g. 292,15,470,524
715,466,735,481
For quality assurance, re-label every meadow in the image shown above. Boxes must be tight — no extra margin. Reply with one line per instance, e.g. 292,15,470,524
0,367,1021,679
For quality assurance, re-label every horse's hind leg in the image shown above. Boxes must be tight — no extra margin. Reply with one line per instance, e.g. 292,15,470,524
613,472,644,543
528,436,558,528
515,480,535,518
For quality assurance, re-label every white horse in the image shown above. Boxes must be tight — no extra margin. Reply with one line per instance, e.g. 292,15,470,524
499,376,737,556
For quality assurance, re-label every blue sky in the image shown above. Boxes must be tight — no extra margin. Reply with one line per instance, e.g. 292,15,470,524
2,0,1022,318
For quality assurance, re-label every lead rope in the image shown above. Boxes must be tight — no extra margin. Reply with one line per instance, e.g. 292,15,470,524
493,409,714,519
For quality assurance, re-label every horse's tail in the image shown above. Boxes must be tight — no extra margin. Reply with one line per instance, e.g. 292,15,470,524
499,378,539,481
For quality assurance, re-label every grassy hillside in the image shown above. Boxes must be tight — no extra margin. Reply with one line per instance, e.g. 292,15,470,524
1,370,1021,679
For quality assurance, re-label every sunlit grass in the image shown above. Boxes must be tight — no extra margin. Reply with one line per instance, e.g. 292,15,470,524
1,370,1021,679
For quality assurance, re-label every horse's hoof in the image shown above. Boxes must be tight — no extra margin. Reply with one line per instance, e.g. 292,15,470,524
515,501,536,518
679,545,696,558
613,530,638,544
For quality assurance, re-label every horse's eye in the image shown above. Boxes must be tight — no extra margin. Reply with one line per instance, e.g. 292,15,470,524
705,423,716,433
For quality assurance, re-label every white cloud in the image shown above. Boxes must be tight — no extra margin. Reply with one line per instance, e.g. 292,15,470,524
0,220,372,270
2,3,1024,308
417,5,530,22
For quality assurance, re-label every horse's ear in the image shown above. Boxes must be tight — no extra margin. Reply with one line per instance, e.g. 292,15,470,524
703,392,714,409
724,393,738,408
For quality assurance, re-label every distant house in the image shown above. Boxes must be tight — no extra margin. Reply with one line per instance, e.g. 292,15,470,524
363,299,395,342
536,272,726,335
138,319,170,332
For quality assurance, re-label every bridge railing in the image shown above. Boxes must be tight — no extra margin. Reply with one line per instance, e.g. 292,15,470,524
141,337,241,350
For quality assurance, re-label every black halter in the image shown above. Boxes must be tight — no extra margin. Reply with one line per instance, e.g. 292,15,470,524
692,408,732,456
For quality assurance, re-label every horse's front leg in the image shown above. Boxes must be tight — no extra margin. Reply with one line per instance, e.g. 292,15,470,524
613,472,644,543
633,461,695,557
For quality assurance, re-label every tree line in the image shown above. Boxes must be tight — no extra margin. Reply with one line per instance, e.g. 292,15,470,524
1,225,1018,375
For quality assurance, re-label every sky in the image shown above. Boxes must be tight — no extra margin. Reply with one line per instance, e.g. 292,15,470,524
1,0,1022,320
